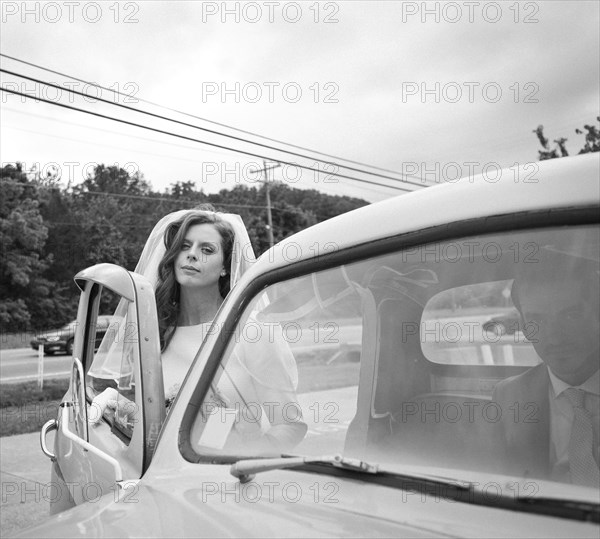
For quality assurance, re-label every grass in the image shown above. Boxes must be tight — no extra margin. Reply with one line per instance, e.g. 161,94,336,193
0,379,69,437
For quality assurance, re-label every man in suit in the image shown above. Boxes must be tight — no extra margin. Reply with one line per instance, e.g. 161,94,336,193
493,254,599,487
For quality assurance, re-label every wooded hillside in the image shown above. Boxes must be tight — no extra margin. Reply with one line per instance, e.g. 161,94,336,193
0,163,369,332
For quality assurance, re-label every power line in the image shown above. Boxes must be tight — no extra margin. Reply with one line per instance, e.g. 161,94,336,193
0,53,425,183
84,190,346,221
1,67,425,189
2,106,234,159
81,190,307,213
0,85,416,193
2,124,233,166
3,117,403,195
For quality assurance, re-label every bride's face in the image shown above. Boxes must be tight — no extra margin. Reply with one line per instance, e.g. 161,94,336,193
174,223,225,292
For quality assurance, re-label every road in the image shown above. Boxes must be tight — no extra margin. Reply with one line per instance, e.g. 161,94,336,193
0,348,71,384
1,431,55,537
0,320,361,385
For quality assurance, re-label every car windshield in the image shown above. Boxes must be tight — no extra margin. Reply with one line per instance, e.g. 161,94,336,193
190,224,599,499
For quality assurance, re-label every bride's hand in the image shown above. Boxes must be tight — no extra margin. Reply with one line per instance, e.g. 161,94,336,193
88,387,118,425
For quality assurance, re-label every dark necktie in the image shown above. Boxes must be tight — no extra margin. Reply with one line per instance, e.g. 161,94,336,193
563,387,600,488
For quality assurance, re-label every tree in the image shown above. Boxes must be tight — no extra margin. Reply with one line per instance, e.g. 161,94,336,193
169,180,206,202
0,164,50,331
575,118,600,154
534,117,600,160
78,164,151,195
72,164,157,271
38,165,151,328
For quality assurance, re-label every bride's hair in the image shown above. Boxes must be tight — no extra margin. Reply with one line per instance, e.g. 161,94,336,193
155,206,235,349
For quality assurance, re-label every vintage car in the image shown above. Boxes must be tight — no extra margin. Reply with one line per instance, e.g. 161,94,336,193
27,153,599,538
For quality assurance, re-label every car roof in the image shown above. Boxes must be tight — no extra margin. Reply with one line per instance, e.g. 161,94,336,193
244,154,599,281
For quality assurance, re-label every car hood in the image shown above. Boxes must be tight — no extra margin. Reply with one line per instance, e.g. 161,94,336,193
16,465,598,538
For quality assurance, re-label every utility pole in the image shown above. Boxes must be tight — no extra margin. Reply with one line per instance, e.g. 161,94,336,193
251,161,281,247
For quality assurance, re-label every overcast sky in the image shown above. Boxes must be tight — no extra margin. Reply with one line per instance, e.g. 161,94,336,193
1,0,599,202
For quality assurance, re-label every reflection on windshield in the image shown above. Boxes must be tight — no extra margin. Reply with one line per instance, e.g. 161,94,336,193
192,225,600,497
422,280,541,366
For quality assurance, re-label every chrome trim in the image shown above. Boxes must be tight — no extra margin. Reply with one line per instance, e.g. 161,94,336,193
40,419,58,460
60,405,123,482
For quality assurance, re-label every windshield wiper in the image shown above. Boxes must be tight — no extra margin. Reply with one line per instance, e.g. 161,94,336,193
230,455,599,522
230,454,474,489
230,454,378,483
512,495,599,523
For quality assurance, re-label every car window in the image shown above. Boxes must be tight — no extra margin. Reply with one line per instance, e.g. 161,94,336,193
85,290,138,442
190,223,599,494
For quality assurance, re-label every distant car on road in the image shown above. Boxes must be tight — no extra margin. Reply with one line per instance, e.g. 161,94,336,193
30,316,113,356
482,309,523,337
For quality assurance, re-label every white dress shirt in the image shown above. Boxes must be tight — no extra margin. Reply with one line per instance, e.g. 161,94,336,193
547,368,600,482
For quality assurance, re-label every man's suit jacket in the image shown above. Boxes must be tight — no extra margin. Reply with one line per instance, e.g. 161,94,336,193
492,364,551,479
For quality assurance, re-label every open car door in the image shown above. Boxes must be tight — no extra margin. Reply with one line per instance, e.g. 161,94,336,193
43,263,165,508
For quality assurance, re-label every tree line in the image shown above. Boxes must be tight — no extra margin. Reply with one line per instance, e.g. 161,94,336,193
0,163,368,332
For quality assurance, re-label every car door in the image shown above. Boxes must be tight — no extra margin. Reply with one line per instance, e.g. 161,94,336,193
51,263,165,505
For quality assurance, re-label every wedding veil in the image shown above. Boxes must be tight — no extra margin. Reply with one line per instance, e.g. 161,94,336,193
87,209,256,381
134,209,256,290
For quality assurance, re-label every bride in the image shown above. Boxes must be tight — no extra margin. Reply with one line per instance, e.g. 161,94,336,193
143,208,252,405
89,206,306,450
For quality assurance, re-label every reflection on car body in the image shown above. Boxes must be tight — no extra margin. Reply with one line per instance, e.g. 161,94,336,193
31,154,599,538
